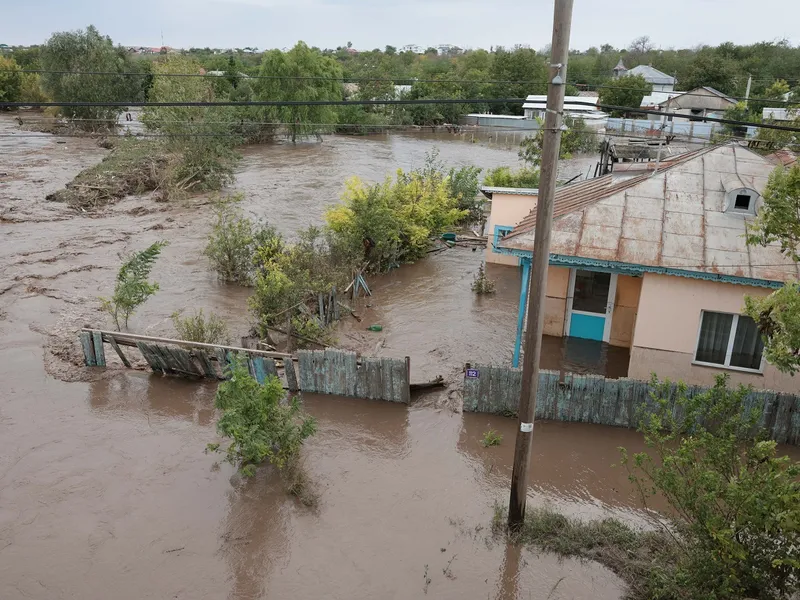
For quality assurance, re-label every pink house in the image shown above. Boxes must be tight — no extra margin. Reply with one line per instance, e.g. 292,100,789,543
495,143,799,393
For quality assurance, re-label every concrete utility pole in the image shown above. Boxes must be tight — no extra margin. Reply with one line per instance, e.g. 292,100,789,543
744,75,753,108
507,0,574,529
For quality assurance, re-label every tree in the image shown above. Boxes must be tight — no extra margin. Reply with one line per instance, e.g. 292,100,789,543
489,47,548,114
745,164,800,373
680,53,740,94
599,74,651,117
40,25,142,127
519,116,597,167
100,242,167,330
255,42,343,142
628,35,654,56
621,375,800,599
0,56,22,106
209,358,316,477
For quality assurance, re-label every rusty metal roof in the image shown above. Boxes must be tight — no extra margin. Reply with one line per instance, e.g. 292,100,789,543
500,144,800,284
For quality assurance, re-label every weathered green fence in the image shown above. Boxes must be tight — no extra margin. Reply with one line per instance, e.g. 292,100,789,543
463,365,800,446
298,349,410,403
80,329,409,404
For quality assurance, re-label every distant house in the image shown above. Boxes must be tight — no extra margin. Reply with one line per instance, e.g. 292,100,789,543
495,143,798,393
763,107,800,122
658,86,737,120
614,62,676,93
523,95,608,128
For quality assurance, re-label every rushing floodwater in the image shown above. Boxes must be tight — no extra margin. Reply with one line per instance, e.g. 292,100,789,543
1,115,762,600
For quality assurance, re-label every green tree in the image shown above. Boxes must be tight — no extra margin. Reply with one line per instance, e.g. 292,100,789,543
599,74,651,117
620,375,800,599
0,56,22,106
489,47,548,115
680,53,740,94
519,116,597,167
744,164,800,373
210,358,316,477
40,25,142,127
100,241,167,330
255,42,343,142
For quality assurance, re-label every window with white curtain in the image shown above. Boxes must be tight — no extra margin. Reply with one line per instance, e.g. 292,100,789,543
694,311,765,372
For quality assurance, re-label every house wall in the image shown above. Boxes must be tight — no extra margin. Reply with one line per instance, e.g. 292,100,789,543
485,192,537,266
628,273,796,392
664,88,734,112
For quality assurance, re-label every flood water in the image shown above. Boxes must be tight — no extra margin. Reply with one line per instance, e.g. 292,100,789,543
0,114,762,599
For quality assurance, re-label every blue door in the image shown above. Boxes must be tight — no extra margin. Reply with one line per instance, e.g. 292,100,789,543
568,270,616,342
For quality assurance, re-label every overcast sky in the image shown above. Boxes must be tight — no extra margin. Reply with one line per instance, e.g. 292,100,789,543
2,0,798,51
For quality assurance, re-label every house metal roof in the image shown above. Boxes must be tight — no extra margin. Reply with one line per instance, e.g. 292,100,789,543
626,65,675,86
523,95,599,112
500,144,799,284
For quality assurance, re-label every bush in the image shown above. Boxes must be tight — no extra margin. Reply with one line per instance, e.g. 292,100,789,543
171,309,229,344
100,241,167,330
472,262,496,294
620,374,800,599
483,166,540,189
326,169,467,271
204,197,280,285
209,358,317,476
481,429,502,446
0,56,22,106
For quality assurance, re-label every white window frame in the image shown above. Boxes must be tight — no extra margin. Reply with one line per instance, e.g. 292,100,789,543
692,310,765,374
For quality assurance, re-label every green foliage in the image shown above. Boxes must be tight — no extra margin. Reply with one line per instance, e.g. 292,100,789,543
680,53,740,94
143,55,239,191
40,25,143,126
519,116,598,167
417,148,483,220
255,42,343,142
483,166,540,189
204,197,273,285
599,74,651,116
211,358,316,476
100,241,167,330
19,72,49,104
326,167,467,271
171,309,229,344
0,56,22,106
744,164,800,373
619,374,800,599
745,283,800,375
472,263,496,295
480,428,502,446
747,164,800,262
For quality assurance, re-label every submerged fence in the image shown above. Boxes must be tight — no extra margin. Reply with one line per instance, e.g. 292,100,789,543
80,329,410,404
463,365,800,446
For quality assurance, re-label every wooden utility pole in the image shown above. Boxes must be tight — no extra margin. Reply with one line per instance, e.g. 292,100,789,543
507,0,574,529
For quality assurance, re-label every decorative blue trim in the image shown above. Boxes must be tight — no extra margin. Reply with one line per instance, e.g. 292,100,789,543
492,225,515,255
513,258,531,368
499,248,784,289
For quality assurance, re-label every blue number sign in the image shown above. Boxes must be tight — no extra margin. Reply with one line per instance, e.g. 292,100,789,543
466,369,480,379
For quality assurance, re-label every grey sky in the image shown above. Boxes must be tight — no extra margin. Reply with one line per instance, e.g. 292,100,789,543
2,0,798,51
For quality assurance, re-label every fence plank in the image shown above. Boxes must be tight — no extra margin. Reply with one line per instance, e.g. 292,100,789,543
108,336,131,368
136,342,161,373
298,351,313,391
345,353,358,397
251,357,267,384
285,358,299,392
91,331,106,367
381,358,394,402
80,331,96,366
195,350,218,379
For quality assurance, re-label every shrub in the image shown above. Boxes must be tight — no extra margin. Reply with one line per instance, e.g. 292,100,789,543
483,166,540,189
171,309,229,344
481,429,503,447
0,56,22,106
209,358,317,476
100,241,167,330
472,262,496,294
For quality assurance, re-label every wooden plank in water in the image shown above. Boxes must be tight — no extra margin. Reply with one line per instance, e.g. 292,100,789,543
264,358,279,382
250,356,267,384
344,352,358,397
390,359,406,403
381,358,394,402
284,358,299,392
108,336,131,368
297,351,314,392
366,358,382,400
172,346,201,376
136,342,163,373
355,359,368,399
80,331,96,367
195,350,218,379
91,331,106,367
215,348,230,377
152,344,179,374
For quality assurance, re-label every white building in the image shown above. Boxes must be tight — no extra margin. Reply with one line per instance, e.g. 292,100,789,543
614,62,676,93
523,95,608,129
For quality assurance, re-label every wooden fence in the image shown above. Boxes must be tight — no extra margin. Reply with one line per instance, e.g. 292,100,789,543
79,329,409,404
298,349,410,403
463,365,800,446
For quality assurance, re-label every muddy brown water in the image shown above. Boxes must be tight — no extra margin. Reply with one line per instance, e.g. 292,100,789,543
3,115,777,599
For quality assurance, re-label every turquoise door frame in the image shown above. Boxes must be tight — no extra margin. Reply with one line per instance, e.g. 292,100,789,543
565,269,617,342
512,258,531,368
